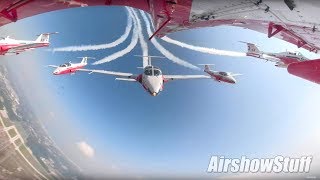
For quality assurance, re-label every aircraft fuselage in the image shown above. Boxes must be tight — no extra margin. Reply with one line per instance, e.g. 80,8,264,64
53,63,85,75
136,66,164,96
0,38,49,55
205,70,236,84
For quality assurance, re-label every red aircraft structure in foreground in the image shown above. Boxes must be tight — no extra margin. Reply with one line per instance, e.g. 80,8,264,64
1,0,320,84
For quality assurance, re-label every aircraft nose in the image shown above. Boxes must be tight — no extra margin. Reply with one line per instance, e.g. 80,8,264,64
53,70,59,75
149,83,161,94
148,88,160,96
145,76,162,96
149,86,161,96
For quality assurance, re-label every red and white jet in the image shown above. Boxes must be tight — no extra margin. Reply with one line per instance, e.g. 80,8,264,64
78,56,212,96
0,32,58,55
200,64,241,84
48,57,94,75
241,41,309,68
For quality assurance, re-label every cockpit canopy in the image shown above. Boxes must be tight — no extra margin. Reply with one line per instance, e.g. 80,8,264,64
219,72,228,76
59,62,72,67
288,51,303,57
287,51,308,60
144,66,162,76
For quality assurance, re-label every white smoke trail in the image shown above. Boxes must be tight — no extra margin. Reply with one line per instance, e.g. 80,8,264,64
146,12,245,57
92,9,138,65
161,36,246,57
140,11,200,70
130,8,149,68
146,13,155,30
52,10,132,52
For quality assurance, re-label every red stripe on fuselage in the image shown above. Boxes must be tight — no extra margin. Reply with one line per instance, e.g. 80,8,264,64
0,43,49,54
54,65,85,75
207,72,235,84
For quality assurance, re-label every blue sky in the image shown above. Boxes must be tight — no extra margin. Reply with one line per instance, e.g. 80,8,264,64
1,5,320,178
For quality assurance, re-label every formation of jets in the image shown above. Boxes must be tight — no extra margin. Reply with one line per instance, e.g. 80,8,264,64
1,1,320,84
1,32,316,96
48,55,239,96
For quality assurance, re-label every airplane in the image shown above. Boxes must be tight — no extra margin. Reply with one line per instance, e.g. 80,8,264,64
77,55,213,96
0,32,58,55
240,41,309,68
199,64,241,84
48,57,94,75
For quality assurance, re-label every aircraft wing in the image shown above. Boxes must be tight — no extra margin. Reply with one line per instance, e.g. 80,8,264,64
47,65,58,68
6,43,46,53
163,75,211,81
77,68,137,79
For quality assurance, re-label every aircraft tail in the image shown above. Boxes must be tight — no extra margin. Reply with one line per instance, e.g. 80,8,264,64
35,32,58,43
198,64,214,72
230,73,243,77
239,41,261,55
134,55,165,67
77,57,95,65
